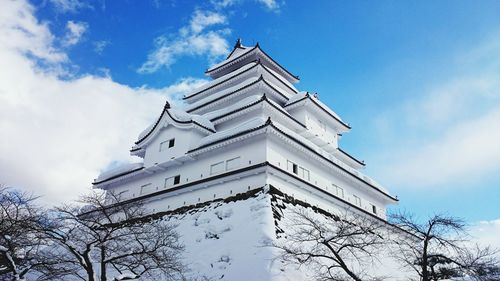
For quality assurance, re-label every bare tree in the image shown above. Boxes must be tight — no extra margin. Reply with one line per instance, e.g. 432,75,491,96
0,186,63,281
273,208,386,281
45,191,186,281
389,212,499,281
456,244,500,281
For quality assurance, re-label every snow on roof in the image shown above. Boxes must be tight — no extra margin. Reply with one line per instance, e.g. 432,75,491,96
207,46,254,72
136,108,215,144
285,91,308,105
285,92,349,129
227,45,249,59
185,76,260,112
138,124,154,140
207,43,299,84
168,108,215,132
185,61,259,100
264,63,298,92
193,117,267,149
311,95,343,121
202,94,264,121
265,79,293,100
96,162,144,183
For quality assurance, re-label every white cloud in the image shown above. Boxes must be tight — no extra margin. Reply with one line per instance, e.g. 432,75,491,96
0,0,66,63
93,40,110,54
0,0,206,205
211,0,280,11
138,10,230,73
48,0,92,13
256,0,280,11
470,219,500,249
372,33,500,189
380,107,500,187
190,10,227,34
63,20,88,47
210,0,238,8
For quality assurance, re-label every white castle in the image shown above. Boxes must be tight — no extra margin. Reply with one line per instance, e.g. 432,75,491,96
92,39,401,279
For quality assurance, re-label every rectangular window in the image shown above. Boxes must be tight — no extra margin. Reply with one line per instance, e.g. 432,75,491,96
299,167,310,181
159,138,175,151
140,183,152,195
117,189,129,199
353,195,361,207
164,175,180,188
372,205,377,214
226,157,241,171
210,161,224,175
334,185,344,198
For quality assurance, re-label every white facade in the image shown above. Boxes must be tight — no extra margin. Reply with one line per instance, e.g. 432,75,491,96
93,39,398,222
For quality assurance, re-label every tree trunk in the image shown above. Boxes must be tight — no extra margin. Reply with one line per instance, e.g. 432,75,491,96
422,238,429,281
83,253,96,281
100,246,107,281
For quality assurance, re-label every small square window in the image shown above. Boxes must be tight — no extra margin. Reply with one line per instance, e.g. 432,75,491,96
174,175,180,185
159,138,175,151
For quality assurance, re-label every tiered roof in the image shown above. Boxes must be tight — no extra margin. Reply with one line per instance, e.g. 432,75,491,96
205,40,300,84
95,39,397,206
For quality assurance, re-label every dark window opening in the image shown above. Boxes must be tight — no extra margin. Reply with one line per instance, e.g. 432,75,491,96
292,164,298,174
372,205,377,214
174,175,180,185
169,138,175,148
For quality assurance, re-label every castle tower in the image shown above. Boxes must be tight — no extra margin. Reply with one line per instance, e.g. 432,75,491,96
92,39,400,280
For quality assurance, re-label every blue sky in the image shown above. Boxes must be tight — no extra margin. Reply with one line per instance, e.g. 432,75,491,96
1,0,499,227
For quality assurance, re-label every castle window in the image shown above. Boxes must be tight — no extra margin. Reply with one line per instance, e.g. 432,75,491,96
159,138,175,151
226,157,241,171
164,175,181,188
287,160,298,175
353,195,361,207
210,161,224,175
299,167,310,180
372,204,377,214
117,190,129,199
140,183,152,195
334,184,344,198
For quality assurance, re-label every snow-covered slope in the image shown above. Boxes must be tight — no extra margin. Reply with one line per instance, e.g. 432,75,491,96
163,189,277,281
156,187,416,281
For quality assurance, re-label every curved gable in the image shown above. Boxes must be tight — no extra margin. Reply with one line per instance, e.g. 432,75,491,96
131,102,215,155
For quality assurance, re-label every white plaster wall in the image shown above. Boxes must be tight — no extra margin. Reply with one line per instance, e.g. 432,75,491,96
305,112,339,147
265,135,388,219
106,136,267,210
143,126,205,168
